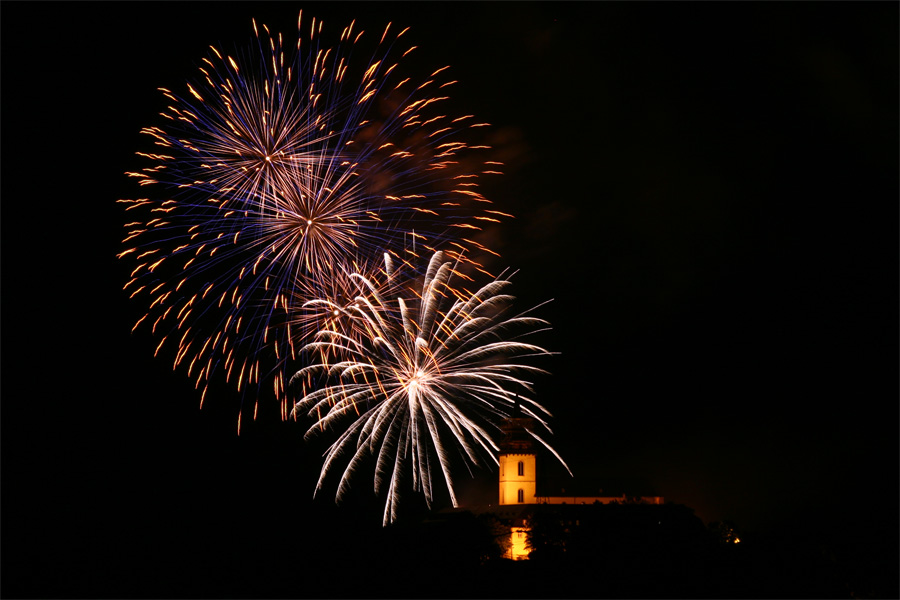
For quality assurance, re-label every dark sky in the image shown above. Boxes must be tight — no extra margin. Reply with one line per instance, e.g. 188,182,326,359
3,2,897,597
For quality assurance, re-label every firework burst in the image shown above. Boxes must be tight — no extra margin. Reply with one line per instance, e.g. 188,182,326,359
117,13,507,424
291,251,560,524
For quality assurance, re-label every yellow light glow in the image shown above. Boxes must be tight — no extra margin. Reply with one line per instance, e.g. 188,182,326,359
508,527,530,560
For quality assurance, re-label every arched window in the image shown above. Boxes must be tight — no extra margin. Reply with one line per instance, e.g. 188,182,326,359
517,489,524,503
517,461,524,477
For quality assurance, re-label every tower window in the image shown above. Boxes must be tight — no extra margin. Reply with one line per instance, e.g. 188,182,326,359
517,461,524,476
517,489,524,503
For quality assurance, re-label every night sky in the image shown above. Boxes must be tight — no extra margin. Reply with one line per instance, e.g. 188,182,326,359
3,2,897,597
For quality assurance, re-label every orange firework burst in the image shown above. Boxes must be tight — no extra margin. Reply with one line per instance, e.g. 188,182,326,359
118,12,508,425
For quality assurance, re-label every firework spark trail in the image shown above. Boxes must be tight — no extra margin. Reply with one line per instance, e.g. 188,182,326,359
291,251,560,525
118,13,507,423
286,251,407,361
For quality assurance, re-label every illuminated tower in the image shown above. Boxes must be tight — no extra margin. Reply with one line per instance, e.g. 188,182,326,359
498,411,536,505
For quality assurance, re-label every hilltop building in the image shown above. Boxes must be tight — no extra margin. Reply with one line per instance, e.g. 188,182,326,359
495,411,664,560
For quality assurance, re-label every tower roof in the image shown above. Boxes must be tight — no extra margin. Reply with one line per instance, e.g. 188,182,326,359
499,416,536,453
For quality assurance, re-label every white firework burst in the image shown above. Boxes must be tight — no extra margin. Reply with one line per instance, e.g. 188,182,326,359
292,251,560,524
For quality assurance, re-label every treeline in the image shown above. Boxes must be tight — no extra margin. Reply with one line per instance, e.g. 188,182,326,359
8,490,892,598
354,502,894,598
